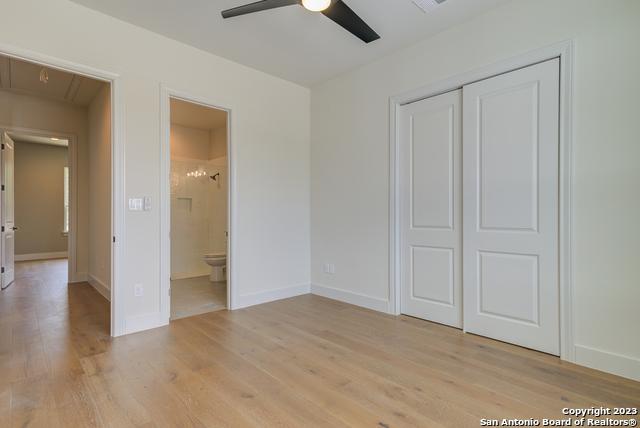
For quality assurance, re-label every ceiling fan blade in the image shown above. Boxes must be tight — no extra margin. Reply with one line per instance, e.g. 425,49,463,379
221,0,300,19
321,0,380,43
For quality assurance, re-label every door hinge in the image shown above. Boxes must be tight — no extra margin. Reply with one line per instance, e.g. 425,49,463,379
1,267,4,274
113,236,116,243
1,185,4,191
1,144,4,150
1,226,4,232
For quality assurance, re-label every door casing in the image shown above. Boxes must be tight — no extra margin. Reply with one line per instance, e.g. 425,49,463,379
159,86,236,325
389,40,575,362
0,42,125,337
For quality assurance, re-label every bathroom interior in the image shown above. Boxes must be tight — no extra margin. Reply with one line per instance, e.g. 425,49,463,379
170,97,228,320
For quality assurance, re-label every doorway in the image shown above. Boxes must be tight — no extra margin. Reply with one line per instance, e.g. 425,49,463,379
390,42,574,360
0,51,118,334
2,131,70,290
166,96,230,320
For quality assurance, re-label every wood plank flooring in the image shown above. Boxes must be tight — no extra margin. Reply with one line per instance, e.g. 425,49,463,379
1,259,638,427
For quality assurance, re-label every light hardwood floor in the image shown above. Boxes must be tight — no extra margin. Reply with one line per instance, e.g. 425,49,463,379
1,260,638,427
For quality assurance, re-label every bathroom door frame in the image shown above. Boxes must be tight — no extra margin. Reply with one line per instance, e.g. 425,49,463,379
159,85,235,323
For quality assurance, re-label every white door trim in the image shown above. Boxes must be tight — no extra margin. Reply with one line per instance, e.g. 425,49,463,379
0,42,126,337
159,85,235,324
389,40,575,362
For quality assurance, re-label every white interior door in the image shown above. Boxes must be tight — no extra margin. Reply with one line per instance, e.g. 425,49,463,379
462,58,560,355
399,89,462,328
1,132,15,289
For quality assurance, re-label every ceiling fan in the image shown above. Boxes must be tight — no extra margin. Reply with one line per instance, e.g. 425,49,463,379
221,0,380,43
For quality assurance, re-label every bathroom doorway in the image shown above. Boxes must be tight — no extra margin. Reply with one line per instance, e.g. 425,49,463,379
168,97,229,320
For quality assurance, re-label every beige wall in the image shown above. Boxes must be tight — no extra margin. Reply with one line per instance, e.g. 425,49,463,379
170,125,210,160
170,118,228,278
310,0,640,380
209,126,227,160
14,141,68,255
88,84,111,290
0,89,89,276
170,123,227,161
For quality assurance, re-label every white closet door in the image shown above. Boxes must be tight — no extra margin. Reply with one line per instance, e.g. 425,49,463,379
399,89,462,328
462,58,560,355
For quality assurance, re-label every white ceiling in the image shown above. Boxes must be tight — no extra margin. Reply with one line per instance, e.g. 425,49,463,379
0,55,106,107
171,98,228,130
69,0,509,86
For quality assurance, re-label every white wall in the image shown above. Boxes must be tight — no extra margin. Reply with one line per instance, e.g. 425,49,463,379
170,121,228,279
310,0,640,380
88,83,111,295
207,157,228,256
0,0,310,334
0,89,89,278
170,157,227,279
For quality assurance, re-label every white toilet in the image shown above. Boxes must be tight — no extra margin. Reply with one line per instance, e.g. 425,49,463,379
203,252,226,282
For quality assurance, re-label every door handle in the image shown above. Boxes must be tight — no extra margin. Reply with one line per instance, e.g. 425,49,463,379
11,227,18,231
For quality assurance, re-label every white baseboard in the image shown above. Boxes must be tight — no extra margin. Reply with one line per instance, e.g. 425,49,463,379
88,274,110,301
233,283,310,310
171,270,210,281
124,312,167,335
69,271,88,283
574,344,640,382
311,283,390,313
15,251,68,261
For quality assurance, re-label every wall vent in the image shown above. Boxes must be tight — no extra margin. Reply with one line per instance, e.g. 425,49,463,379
412,0,447,13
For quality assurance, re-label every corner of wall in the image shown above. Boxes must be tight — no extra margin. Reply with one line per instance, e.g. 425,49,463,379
574,344,640,382
233,283,311,310
310,283,391,313
88,274,111,301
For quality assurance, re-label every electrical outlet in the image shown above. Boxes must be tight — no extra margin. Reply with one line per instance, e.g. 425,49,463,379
323,263,336,274
134,284,144,297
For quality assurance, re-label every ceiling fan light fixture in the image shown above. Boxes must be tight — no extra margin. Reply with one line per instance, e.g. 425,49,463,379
301,0,331,12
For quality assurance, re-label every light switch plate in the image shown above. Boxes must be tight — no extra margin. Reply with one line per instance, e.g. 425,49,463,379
128,198,144,211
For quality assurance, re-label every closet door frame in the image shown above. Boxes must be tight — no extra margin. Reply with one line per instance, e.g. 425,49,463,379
389,40,575,362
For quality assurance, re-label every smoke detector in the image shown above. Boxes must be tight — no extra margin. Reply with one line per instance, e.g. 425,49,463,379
412,0,447,13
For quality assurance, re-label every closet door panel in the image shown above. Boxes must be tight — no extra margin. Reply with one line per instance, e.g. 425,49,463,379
399,89,462,328
462,58,560,355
